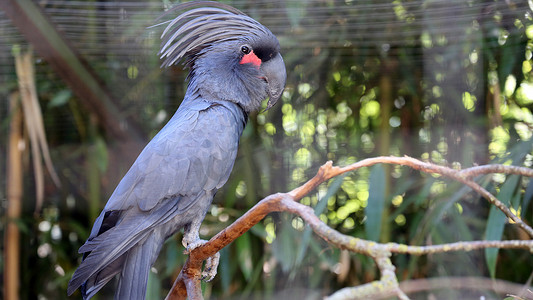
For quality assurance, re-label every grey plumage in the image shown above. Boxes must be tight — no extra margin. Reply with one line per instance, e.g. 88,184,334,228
68,1,286,300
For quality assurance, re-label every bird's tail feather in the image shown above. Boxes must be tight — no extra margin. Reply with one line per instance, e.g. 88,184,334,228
68,227,150,297
81,255,126,299
115,234,161,300
68,199,181,298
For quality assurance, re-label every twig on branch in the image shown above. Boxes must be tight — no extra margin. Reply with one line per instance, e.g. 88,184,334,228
398,277,533,299
459,164,533,179
334,276,533,300
166,156,533,300
325,252,409,300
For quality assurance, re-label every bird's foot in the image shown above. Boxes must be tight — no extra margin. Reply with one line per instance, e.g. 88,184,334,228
183,239,220,282
201,251,220,282
182,238,206,255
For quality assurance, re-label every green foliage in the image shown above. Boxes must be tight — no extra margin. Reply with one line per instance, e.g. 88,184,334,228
365,165,387,242
48,90,71,108
485,174,520,278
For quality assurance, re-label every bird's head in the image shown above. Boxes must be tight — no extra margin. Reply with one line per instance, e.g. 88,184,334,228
158,1,286,113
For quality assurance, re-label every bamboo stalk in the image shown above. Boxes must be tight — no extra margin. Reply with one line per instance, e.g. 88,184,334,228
5,92,23,300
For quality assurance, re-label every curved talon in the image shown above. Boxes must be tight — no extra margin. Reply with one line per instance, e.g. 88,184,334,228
183,239,207,254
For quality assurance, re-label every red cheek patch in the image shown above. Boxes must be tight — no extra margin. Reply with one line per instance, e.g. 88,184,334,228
240,50,261,68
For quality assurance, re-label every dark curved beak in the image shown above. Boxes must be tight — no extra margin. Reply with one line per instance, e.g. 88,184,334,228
261,53,286,110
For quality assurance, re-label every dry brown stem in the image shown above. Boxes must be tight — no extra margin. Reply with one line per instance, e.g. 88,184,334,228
166,156,533,300
14,49,61,212
5,93,23,300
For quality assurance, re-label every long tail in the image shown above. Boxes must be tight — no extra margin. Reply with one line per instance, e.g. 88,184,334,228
115,234,161,300
68,199,180,299
80,255,125,299
75,233,163,300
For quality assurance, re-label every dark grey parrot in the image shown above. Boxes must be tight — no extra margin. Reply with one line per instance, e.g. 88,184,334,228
67,1,286,299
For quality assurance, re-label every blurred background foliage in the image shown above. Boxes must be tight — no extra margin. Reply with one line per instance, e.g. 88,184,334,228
1,0,533,299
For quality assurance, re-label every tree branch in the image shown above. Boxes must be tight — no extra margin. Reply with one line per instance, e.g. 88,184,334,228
166,156,533,300
459,164,533,179
335,276,533,300
398,277,533,299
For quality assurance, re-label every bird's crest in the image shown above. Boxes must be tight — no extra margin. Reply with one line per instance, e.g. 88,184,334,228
157,1,272,68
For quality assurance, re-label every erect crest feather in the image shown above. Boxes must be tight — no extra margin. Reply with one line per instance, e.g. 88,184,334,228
158,1,272,68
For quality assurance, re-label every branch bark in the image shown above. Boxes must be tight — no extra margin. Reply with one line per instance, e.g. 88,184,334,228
351,276,533,300
398,277,532,299
166,156,533,300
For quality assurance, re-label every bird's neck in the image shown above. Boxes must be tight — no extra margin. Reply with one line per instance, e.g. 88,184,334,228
186,67,263,114
182,88,248,134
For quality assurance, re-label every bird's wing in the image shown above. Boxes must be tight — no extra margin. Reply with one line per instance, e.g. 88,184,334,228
87,98,244,238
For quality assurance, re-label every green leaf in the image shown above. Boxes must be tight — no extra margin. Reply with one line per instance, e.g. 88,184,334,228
249,222,267,239
11,44,21,57
316,174,346,215
498,32,527,92
242,255,267,296
12,217,30,234
219,247,232,293
294,174,346,267
48,90,72,108
414,178,434,207
272,221,297,273
235,232,253,281
93,136,108,173
163,238,181,277
365,165,386,242
389,177,427,221
511,185,522,211
146,270,161,300
521,179,533,219
485,174,520,277
434,184,472,223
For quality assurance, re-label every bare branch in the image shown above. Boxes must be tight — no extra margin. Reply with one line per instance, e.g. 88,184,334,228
326,254,409,300
332,277,533,300
166,156,533,299
399,277,532,299
164,266,197,300
459,164,533,179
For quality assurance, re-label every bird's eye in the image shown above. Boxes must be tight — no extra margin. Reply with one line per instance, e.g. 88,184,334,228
241,45,251,54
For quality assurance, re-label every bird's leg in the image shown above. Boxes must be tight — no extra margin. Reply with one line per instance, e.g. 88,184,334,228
181,222,202,252
182,222,220,281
